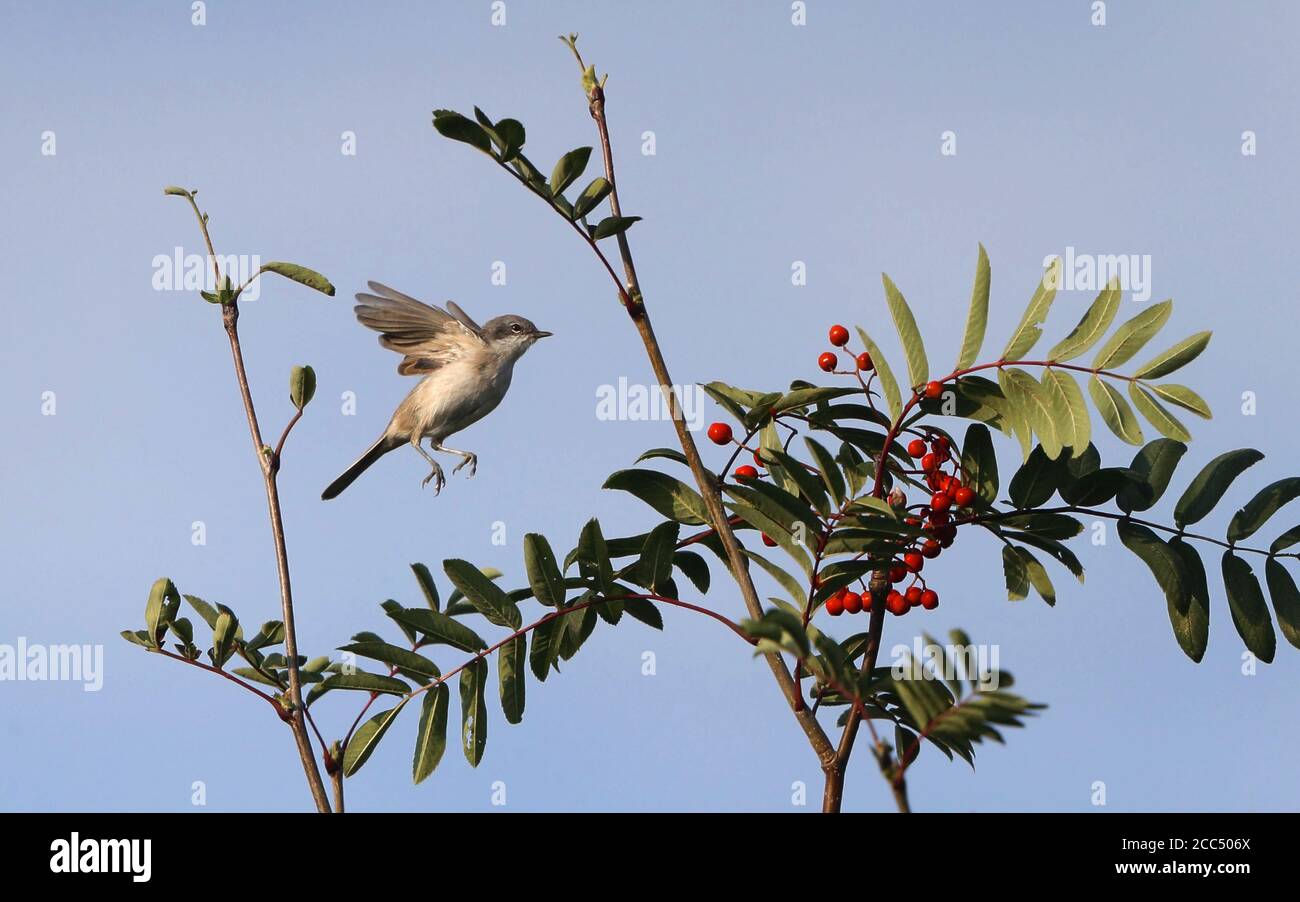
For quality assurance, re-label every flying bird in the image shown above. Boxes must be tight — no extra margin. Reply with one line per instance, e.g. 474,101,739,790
322,282,551,500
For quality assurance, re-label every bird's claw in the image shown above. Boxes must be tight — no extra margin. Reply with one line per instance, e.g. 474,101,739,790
421,464,445,495
453,453,478,478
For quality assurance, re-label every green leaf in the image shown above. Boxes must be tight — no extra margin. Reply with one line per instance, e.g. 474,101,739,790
1128,383,1190,442
1006,532,1084,581
288,365,316,409
1042,369,1090,459
1002,545,1029,601
145,577,180,646
1009,446,1063,508
1166,539,1210,662
572,177,613,219
1118,520,1188,619
259,262,336,296
1017,547,1056,606
412,683,450,784
1263,559,1300,651
211,610,238,667
337,642,441,679
804,437,846,508
590,215,641,240
183,594,220,629
549,147,592,197
955,243,990,370
410,562,439,610
529,617,563,681
639,521,680,593
163,185,192,198
1151,383,1211,419
635,447,689,466
387,607,486,654
1227,477,1300,542
1047,277,1121,362
1173,449,1265,529
441,559,520,628
432,110,494,154
576,518,621,622
498,635,526,724
320,672,411,695
603,469,709,525
855,327,902,420
744,551,807,607
459,658,489,766
881,273,928,388
1001,257,1062,360
1221,552,1276,663
1134,331,1212,380
623,598,664,630
343,701,408,776
493,118,525,161
1060,466,1149,507
1002,368,1061,459
1270,525,1300,555
521,534,566,608
1088,376,1144,445
1117,439,1187,514
1092,299,1172,369
960,423,998,503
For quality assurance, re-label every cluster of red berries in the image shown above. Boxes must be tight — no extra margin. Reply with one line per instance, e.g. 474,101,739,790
823,583,939,617
819,324,873,374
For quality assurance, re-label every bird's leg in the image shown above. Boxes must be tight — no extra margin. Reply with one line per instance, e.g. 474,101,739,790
410,437,445,494
434,443,478,478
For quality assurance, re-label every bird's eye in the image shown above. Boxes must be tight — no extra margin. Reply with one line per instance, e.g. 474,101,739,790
511,323,522,333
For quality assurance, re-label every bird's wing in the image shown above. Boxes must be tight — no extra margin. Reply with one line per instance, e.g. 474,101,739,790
355,282,485,376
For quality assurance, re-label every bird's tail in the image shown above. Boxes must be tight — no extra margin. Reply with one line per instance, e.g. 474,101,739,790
322,435,400,500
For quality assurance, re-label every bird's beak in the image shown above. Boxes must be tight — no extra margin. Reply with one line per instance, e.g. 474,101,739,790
533,330,553,338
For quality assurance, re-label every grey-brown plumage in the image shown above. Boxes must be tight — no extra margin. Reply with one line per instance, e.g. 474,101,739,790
322,282,551,500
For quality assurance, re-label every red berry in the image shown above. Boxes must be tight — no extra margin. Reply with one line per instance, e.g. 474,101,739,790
861,591,873,612
753,452,765,468
889,565,907,583
761,533,778,547
734,464,759,479
931,492,953,513
825,594,845,616
920,589,939,610
856,352,874,372
921,539,941,559
953,486,975,507
904,551,924,573
707,422,733,445
934,524,957,543
905,586,923,607
907,439,926,458
929,509,950,526
818,351,838,372
828,324,850,347
886,590,909,616
920,452,938,472
923,381,943,400
842,591,863,614
931,435,950,454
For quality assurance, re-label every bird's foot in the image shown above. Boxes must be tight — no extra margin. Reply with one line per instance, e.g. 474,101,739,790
421,462,446,494
453,453,478,478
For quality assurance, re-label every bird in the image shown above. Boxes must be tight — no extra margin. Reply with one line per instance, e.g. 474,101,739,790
322,281,551,500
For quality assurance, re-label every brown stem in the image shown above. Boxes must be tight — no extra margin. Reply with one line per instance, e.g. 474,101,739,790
580,81,834,765
331,767,345,813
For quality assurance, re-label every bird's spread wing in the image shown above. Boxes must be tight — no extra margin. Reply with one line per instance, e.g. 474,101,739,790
355,282,485,375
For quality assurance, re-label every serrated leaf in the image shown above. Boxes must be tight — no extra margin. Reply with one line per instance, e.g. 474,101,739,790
409,562,439,610
1151,383,1211,419
1002,545,1029,600
623,597,664,630
1128,383,1190,442
1134,331,1212,380
1173,449,1265,529
498,635,526,723
1003,368,1061,458
955,243,990,370
1263,559,1300,651
459,658,488,766
521,534,566,609
960,423,998,503
639,521,680,593
1092,299,1172,369
1166,538,1210,662
804,437,846,507
1017,547,1056,605
549,146,592,196
855,327,901,420
1118,521,1188,622
412,683,450,783
881,273,928,388
1227,477,1300,542
1047,277,1122,362
320,672,411,695
529,616,563,681
387,607,487,654
1088,376,1144,445
337,642,440,679
1009,446,1063,508
1270,525,1300,555
1001,257,1061,360
1042,369,1090,459
603,469,709,525
1221,552,1276,663
1117,439,1187,514
343,701,408,776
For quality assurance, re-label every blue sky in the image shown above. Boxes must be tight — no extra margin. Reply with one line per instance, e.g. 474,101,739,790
1,0,1298,812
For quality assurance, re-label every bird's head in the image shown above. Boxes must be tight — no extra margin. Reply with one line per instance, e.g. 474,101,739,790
482,315,552,359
